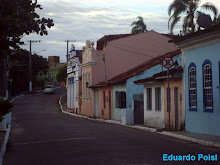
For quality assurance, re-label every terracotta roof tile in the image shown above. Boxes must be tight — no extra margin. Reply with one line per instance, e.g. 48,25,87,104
96,34,134,50
134,67,183,84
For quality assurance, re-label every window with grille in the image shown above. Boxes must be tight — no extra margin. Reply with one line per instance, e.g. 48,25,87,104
203,63,212,110
189,64,197,110
68,78,71,84
146,88,152,111
103,91,106,108
88,74,90,98
82,73,91,99
115,91,126,108
83,74,85,98
85,74,87,98
47,72,52,80
155,87,161,111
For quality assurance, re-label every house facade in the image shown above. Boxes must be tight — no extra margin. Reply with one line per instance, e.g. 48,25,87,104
175,28,220,136
131,51,182,129
82,31,178,118
112,83,126,121
67,45,81,113
92,49,182,129
99,86,113,119
79,41,104,117
164,77,184,130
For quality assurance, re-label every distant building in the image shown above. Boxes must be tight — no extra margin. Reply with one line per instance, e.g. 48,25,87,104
37,56,66,88
48,56,60,64
67,44,82,113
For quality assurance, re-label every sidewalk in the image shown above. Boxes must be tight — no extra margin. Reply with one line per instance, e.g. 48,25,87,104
0,93,23,165
0,125,11,165
59,94,220,148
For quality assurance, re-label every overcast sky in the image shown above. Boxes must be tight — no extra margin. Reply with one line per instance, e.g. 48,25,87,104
21,0,220,63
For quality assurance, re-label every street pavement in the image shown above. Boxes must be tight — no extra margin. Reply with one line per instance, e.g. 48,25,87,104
3,88,219,165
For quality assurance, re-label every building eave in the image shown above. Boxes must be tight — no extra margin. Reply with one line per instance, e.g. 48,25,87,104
79,61,96,68
176,30,220,51
134,67,183,85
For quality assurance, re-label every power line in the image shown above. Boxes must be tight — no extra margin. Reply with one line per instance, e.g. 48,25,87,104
40,1,178,26
42,14,182,26
28,40,41,92
54,25,99,40
107,43,154,58
38,1,182,40
47,0,184,26
41,1,112,36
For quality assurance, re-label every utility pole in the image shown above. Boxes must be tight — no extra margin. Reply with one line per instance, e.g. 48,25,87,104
167,68,170,131
28,40,40,92
5,56,9,99
103,54,107,81
162,57,174,131
66,40,75,62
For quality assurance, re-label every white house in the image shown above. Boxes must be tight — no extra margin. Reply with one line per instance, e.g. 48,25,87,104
67,44,81,113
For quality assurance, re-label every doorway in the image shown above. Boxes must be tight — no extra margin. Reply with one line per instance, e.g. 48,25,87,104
109,91,111,119
133,94,144,124
174,87,179,130
94,89,100,117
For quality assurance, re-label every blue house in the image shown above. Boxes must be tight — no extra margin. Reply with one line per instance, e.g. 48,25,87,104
174,27,220,136
94,49,183,130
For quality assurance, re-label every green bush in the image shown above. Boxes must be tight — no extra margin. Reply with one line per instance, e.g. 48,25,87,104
0,99,13,122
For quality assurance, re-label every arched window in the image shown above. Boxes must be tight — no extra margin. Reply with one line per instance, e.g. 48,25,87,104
203,60,213,112
188,63,197,111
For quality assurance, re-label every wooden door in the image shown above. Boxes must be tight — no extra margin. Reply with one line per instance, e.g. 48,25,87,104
174,87,179,130
134,100,144,124
109,91,111,119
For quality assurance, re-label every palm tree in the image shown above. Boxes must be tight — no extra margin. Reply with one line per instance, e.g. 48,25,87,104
131,16,147,34
168,0,218,34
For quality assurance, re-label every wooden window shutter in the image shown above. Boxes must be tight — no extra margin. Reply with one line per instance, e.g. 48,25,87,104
119,92,122,108
121,91,126,108
103,91,106,108
116,91,119,108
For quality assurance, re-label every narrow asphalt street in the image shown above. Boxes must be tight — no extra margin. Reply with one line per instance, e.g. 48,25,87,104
3,88,219,165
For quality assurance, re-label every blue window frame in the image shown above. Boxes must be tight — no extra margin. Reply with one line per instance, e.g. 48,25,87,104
188,63,197,111
68,78,71,84
68,77,74,84
202,60,213,112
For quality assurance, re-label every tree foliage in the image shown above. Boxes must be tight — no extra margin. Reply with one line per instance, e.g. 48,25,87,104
168,0,218,34
0,98,13,122
56,65,67,83
9,49,49,94
0,0,54,58
131,16,147,34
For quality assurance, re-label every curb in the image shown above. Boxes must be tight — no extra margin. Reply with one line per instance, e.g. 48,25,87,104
0,125,11,165
58,95,220,149
10,94,24,102
59,95,158,133
133,125,157,133
158,131,220,148
59,94,88,120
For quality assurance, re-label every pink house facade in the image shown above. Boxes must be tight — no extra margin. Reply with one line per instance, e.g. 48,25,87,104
79,31,178,117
